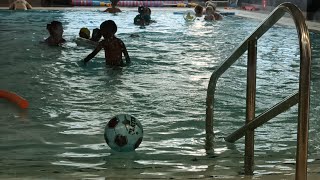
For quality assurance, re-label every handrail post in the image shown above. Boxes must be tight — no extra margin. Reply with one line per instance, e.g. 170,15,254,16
295,13,312,179
244,39,257,175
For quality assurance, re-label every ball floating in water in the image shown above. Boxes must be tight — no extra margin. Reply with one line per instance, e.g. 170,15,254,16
104,114,143,152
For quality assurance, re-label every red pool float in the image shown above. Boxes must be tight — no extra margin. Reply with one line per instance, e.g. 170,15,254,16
0,90,29,109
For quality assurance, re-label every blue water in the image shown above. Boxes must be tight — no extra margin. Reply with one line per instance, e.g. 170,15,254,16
0,8,319,179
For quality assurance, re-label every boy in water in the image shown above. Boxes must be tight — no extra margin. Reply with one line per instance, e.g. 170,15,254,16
83,20,130,66
45,21,66,46
9,0,32,10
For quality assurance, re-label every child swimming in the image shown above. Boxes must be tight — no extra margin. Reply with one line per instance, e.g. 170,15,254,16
9,0,32,10
83,20,130,66
44,21,66,46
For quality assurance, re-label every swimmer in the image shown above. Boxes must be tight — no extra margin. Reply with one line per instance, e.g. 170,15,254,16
76,28,101,47
9,0,32,10
90,28,102,42
205,1,223,20
134,6,149,26
204,6,215,21
194,5,204,17
104,0,121,13
83,20,130,67
79,27,90,39
44,21,66,46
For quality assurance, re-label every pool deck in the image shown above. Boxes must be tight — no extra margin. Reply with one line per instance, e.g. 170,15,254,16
220,7,320,33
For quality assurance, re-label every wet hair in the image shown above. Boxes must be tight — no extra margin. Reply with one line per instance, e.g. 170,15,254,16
100,20,117,35
90,28,102,42
138,5,145,14
194,5,203,14
47,21,63,35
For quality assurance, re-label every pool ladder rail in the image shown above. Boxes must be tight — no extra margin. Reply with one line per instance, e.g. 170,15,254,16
205,2,311,180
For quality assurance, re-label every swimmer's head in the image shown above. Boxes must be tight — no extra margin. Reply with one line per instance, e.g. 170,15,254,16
194,5,203,14
79,27,90,39
138,5,145,14
90,28,102,42
47,21,63,37
100,20,117,38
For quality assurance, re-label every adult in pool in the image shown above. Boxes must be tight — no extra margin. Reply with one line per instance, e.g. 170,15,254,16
104,0,121,13
83,20,130,67
9,0,32,10
44,21,66,46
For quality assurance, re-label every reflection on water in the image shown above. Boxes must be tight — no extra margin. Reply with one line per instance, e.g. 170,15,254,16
0,9,319,179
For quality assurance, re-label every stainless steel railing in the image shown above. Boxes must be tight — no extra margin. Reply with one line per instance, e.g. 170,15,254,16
205,3,311,180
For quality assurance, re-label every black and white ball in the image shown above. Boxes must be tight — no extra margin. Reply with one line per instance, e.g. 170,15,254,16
104,114,143,152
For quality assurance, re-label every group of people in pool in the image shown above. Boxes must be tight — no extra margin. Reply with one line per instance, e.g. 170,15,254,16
194,1,223,21
44,19,130,67
43,3,158,67
21,0,221,68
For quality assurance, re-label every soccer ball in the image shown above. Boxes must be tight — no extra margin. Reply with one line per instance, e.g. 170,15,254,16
104,114,143,152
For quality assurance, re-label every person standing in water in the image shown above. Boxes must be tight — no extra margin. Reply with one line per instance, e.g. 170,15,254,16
44,21,66,46
104,0,121,13
9,0,32,10
83,20,130,67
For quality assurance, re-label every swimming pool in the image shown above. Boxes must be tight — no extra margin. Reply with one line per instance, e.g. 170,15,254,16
0,8,319,179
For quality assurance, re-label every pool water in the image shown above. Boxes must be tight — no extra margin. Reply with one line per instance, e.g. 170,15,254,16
0,8,319,179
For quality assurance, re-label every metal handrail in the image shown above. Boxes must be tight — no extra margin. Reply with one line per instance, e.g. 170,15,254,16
205,3,311,180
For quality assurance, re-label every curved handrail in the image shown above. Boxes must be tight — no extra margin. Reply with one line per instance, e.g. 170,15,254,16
205,3,311,179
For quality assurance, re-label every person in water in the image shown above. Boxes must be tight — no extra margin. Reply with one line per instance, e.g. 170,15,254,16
90,28,102,42
9,0,32,10
206,1,223,20
79,27,91,39
194,5,204,17
134,6,150,26
204,6,215,21
45,21,66,46
83,20,130,66
104,0,121,13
